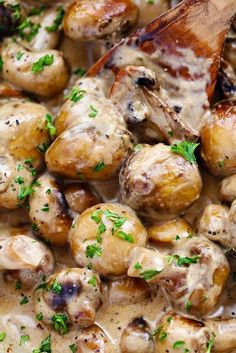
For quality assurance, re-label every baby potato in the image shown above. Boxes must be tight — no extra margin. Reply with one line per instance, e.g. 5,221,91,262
64,183,100,214
63,0,138,42
1,39,69,97
29,173,72,246
70,203,147,276
148,218,193,244
46,121,133,181
120,143,202,215
201,100,236,177
0,99,51,168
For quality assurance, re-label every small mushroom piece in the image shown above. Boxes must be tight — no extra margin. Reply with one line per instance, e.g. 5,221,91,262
201,99,236,177
0,235,46,270
148,218,193,244
120,317,155,353
55,82,125,135
64,183,100,214
5,240,55,288
206,318,236,352
120,143,202,215
128,237,229,315
63,0,139,42
197,204,232,248
218,59,236,99
29,173,72,247
73,325,115,353
1,39,69,97
219,174,236,203
154,312,211,353
46,121,133,181
34,268,102,331
70,203,147,276
110,65,196,143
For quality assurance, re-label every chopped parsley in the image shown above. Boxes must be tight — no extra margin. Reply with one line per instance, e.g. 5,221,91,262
206,334,215,353
65,87,86,103
69,343,77,353
16,51,23,60
18,19,40,42
159,331,168,342
91,209,103,224
168,254,200,267
93,161,106,172
20,334,30,345
147,0,155,3
149,325,167,341
0,56,3,71
185,300,192,311
37,142,49,152
85,243,102,258
46,6,65,32
175,235,180,240
46,188,51,195
74,67,86,77
88,276,97,287
36,312,43,321
89,105,98,118
32,335,51,353
52,313,69,335
0,332,6,342
15,280,22,290
97,222,106,243
32,223,39,231
47,279,62,294
18,185,34,200
218,160,225,168
140,269,162,281
15,176,24,184
134,262,143,270
45,113,56,137
133,144,143,152
170,141,199,164
32,55,54,74
20,295,29,305
41,203,49,212
116,230,134,243
173,341,185,349
28,5,45,16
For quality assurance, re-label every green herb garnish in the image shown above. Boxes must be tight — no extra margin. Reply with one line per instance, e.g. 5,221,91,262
32,54,54,74
171,141,199,164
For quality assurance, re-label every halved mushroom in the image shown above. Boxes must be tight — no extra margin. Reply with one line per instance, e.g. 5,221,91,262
29,173,72,247
70,203,147,276
120,317,155,353
64,183,101,214
120,143,202,216
63,0,139,42
128,237,229,315
201,99,236,177
34,268,102,332
1,39,69,97
219,174,236,203
46,121,133,181
110,65,197,143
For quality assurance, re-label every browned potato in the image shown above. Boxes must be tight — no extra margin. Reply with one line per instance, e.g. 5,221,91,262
120,143,202,215
120,317,155,353
219,174,236,203
64,183,100,214
46,121,133,181
148,218,193,244
201,100,236,177
63,0,139,42
128,237,229,316
197,204,232,248
70,203,147,276
29,173,72,247
1,39,69,97
34,268,102,330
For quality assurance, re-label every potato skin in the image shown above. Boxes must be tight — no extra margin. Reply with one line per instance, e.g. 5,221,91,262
29,173,72,246
64,183,100,214
201,100,236,177
120,143,202,215
46,121,133,181
1,40,69,97
70,203,147,276
63,0,138,42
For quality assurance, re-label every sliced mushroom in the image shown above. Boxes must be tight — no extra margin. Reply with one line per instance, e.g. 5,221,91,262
201,99,236,177
1,39,69,97
34,268,102,331
120,317,155,353
29,173,72,247
64,183,101,214
46,121,133,181
110,65,197,143
219,174,236,203
148,218,193,244
63,0,139,42
120,143,202,216
128,237,229,315
70,203,147,276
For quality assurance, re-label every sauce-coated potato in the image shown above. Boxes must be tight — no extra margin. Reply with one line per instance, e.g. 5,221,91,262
70,203,147,276
120,143,202,215
46,121,133,181
201,100,236,177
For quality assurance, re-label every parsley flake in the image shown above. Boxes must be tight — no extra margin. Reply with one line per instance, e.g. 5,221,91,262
140,269,162,281
32,54,54,74
20,334,30,345
0,332,6,342
93,161,106,172
88,276,97,287
52,313,69,335
171,141,199,164
89,105,98,118
32,335,51,353
65,87,86,103
46,6,65,32
69,343,77,353
173,341,185,349
85,244,102,258
45,113,56,137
